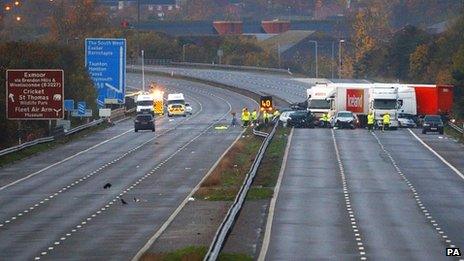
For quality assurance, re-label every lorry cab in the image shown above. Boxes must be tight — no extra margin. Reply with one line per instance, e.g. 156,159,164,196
167,93,186,117
397,85,417,115
307,84,335,118
369,84,400,129
136,93,154,115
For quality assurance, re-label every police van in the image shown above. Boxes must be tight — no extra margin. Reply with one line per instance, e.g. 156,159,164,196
167,93,186,117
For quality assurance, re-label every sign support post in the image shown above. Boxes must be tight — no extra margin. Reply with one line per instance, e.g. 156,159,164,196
17,121,22,145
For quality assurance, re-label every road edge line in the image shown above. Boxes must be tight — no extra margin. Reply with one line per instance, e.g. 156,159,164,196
131,128,247,261
257,127,294,261
0,129,133,192
407,129,464,181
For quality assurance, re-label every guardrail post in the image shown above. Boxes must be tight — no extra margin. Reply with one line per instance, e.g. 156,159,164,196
17,121,22,145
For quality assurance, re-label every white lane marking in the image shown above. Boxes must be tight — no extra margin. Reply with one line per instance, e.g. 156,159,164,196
33,85,246,259
0,129,133,192
372,131,455,248
333,129,367,260
407,129,464,181
131,87,257,261
0,92,205,229
258,128,294,261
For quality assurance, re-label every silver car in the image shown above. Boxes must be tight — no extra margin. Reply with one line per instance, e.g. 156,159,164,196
279,111,295,127
332,111,358,129
185,103,193,115
398,113,417,128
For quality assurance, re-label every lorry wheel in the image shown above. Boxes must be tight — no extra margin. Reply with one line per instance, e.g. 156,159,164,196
422,130,426,134
135,129,138,132
439,130,444,135
152,128,155,132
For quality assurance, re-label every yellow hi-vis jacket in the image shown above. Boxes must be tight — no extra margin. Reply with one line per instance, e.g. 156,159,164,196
321,113,328,122
251,111,258,121
242,111,251,121
383,114,391,124
262,111,268,120
367,114,375,124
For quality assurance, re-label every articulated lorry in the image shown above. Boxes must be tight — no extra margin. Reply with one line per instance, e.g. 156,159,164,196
307,83,371,124
307,83,454,127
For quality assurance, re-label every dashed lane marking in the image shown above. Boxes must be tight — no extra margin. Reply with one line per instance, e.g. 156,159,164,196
32,86,245,260
372,132,456,251
332,129,368,260
0,92,204,230
0,129,133,192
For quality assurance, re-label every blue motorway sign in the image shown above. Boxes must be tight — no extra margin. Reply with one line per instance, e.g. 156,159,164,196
77,101,86,115
64,99,74,111
85,38,126,107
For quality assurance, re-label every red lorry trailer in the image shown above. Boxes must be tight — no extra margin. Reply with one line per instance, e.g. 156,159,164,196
411,84,454,116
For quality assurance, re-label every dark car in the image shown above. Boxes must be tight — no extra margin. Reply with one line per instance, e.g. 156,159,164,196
422,115,444,134
287,110,315,128
134,114,155,132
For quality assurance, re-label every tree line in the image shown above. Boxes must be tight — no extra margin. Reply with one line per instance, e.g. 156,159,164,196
342,1,464,117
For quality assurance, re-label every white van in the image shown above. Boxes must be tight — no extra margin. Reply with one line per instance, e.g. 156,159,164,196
136,94,154,115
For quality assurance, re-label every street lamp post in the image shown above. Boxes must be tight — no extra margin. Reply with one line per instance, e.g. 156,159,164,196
309,40,318,78
331,41,335,79
137,0,141,60
141,50,145,92
338,39,345,79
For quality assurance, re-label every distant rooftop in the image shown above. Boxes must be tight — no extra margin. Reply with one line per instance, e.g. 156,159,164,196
260,30,315,52
98,0,176,5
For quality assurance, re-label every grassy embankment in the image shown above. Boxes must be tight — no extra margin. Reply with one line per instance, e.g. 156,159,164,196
0,122,111,167
195,126,290,201
141,246,252,261
445,125,464,143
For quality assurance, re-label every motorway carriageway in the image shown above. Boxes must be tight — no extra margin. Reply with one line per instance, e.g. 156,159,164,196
0,74,256,260
133,66,464,260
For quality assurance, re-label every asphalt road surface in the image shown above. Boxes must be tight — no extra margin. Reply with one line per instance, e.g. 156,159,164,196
0,74,255,260
262,128,464,261
130,65,311,103
150,67,464,260
136,67,464,260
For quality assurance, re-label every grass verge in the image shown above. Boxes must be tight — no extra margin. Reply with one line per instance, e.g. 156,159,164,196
445,125,464,143
0,122,111,168
195,125,290,201
141,246,253,261
195,128,263,201
243,126,291,200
